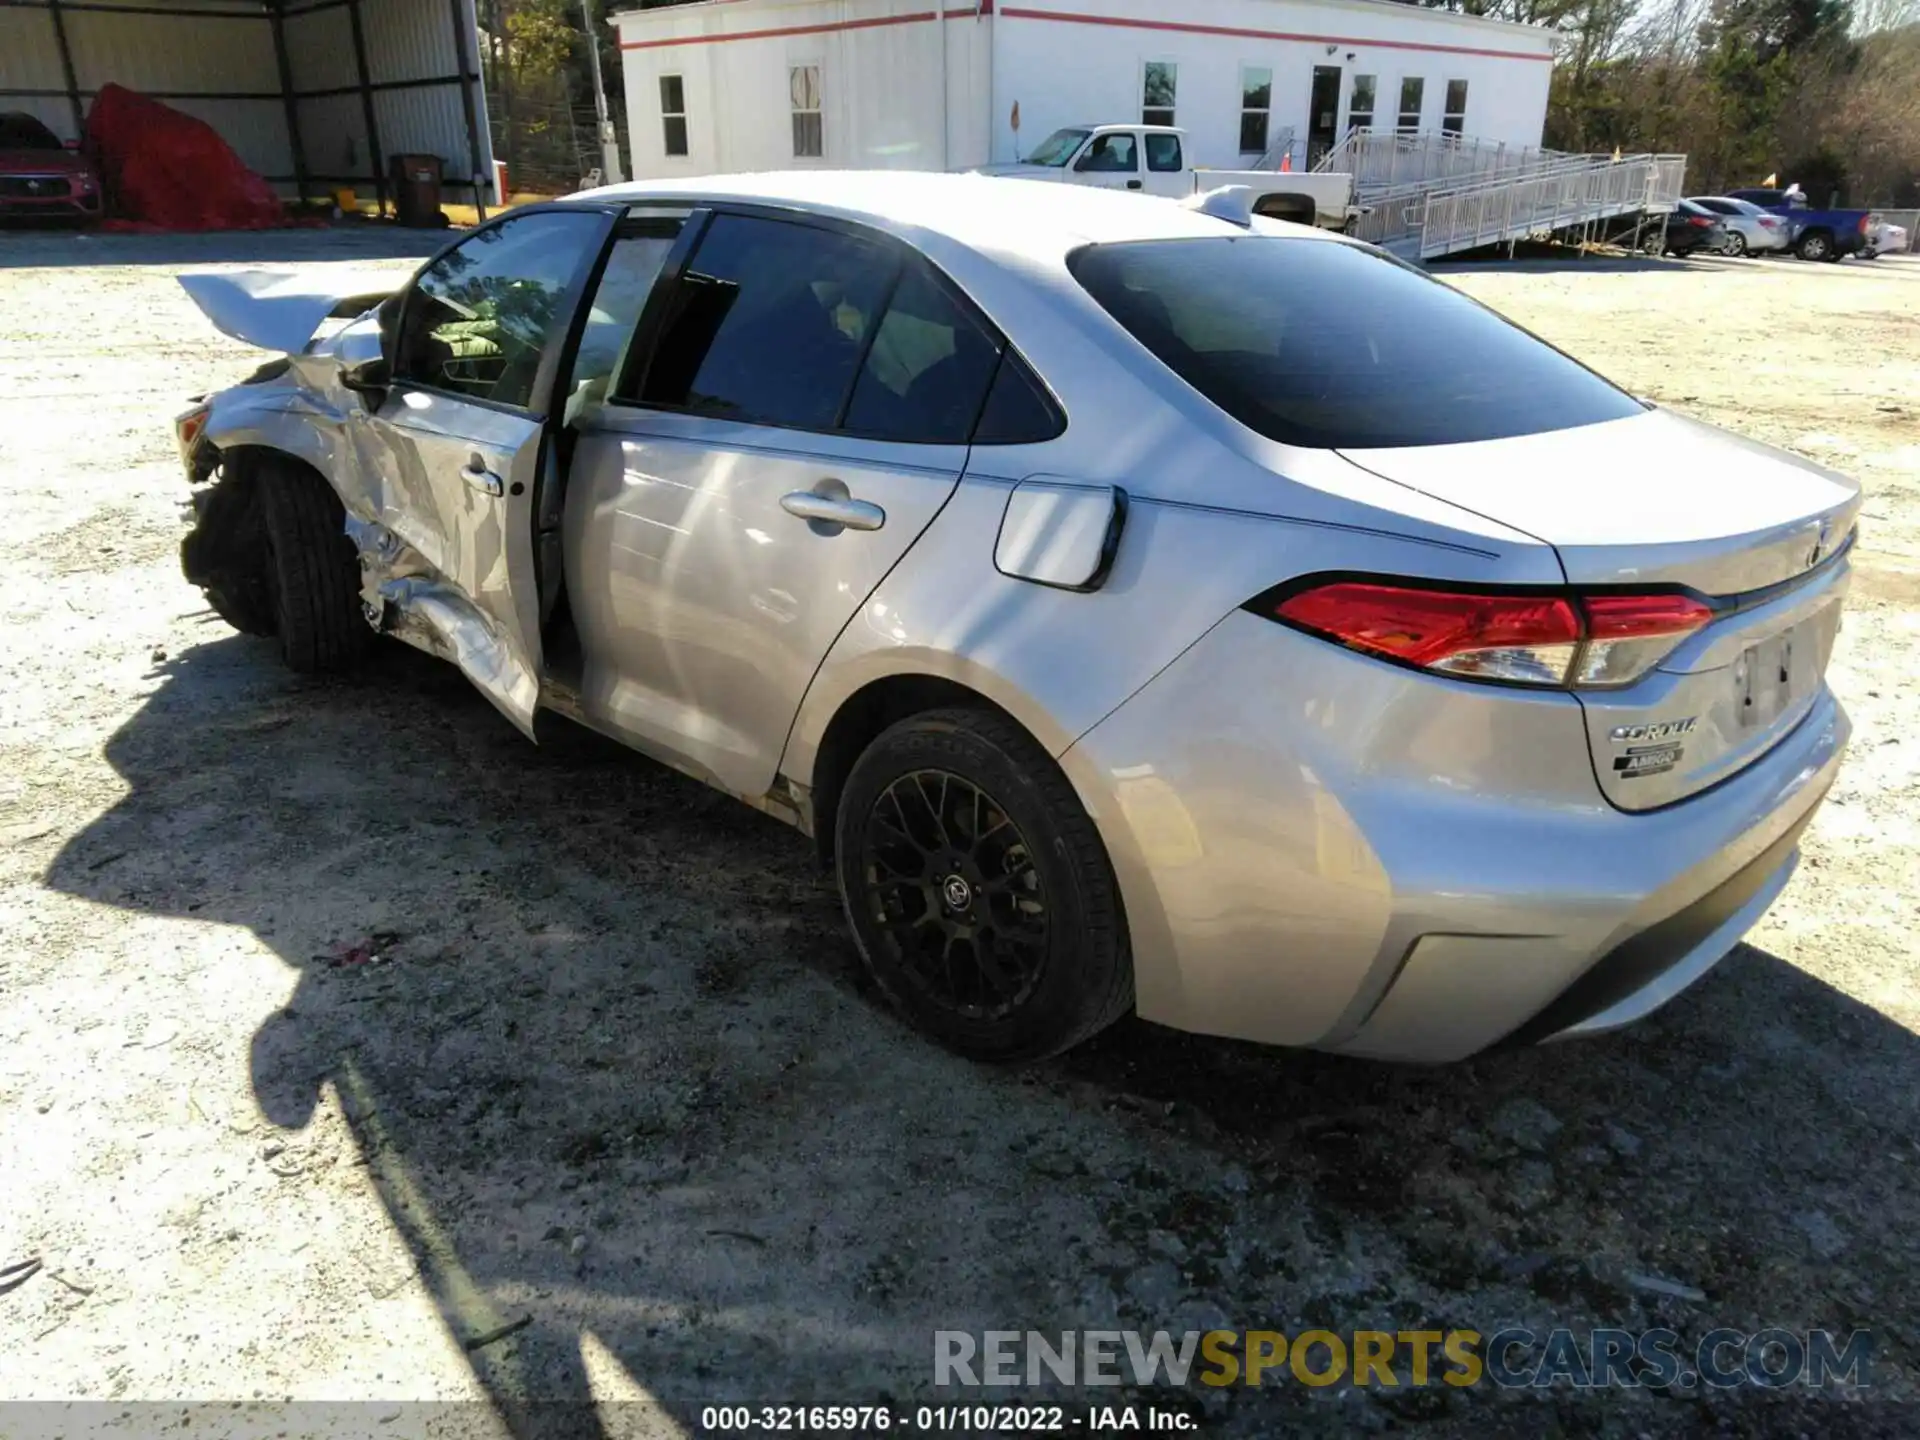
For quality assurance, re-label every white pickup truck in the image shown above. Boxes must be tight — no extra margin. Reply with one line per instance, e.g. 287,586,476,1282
976,123,1357,232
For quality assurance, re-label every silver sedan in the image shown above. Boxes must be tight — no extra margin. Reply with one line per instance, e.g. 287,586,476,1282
174,174,1854,1063
1689,195,1794,255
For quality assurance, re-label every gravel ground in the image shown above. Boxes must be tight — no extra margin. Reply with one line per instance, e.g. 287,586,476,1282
0,229,1915,1439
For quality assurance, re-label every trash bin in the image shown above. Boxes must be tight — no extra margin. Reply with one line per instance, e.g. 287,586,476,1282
389,153,445,228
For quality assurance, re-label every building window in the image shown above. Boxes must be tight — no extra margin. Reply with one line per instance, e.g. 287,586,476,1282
791,65,823,158
1239,66,1271,154
1348,74,1376,133
1142,61,1176,127
1397,77,1425,135
659,75,688,157
1443,79,1468,136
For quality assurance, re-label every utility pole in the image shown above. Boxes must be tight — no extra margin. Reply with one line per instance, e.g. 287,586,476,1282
579,0,625,184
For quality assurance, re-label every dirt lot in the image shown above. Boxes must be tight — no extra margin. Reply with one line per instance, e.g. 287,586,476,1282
0,230,1915,1438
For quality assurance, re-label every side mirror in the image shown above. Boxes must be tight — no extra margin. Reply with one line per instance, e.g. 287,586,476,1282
338,356,391,397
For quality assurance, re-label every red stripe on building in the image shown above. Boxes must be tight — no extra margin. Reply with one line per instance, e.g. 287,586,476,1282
997,5,1551,62
621,4,991,49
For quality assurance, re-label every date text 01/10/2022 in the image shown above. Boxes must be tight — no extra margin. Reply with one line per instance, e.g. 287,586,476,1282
697,1404,1197,1432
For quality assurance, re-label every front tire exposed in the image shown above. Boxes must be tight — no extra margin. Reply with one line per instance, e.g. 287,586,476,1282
834,707,1132,1063
255,455,370,674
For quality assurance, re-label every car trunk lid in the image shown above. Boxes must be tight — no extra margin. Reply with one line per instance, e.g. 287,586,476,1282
1340,409,1859,810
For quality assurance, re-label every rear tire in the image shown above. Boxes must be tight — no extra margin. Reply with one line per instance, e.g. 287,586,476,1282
1796,230,1833,262
834,707,1132,1063
1723,231,1747,257
1638,227,1665,256
256,456,369,674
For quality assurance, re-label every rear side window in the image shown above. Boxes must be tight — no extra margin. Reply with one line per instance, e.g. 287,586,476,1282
568,220,682,404
842,262,1002,443
1069,237,1643,449
637,213,898,429
973,352,1064,445
1144,132,1182,173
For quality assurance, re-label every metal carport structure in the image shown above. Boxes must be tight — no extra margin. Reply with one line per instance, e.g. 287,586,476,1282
0,0,496,214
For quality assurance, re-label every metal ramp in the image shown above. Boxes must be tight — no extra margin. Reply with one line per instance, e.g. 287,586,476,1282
1317,132,1688,261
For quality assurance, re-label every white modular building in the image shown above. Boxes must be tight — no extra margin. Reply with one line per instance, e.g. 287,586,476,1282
611,0,1555,181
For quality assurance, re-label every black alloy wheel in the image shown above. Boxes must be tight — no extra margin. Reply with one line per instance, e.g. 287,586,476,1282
834,707,1133,1061
859,767,1050,1020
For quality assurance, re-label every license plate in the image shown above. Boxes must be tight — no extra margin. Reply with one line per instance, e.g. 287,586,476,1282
1736,629,1796,728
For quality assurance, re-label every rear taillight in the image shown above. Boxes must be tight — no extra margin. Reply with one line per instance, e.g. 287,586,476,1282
1266,581,1713,689
1688,216,1714,228
1576,593,1714,686
1858,215,1870,234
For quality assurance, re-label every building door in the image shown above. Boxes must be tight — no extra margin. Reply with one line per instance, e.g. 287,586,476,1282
1306,66,1342,168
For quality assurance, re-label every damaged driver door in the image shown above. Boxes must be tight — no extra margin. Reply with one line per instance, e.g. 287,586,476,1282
362,205,618,737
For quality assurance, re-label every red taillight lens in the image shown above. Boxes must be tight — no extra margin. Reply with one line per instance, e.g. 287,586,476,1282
1268,582,1713,689
1274,583,1582,686
1858,215,1870,233
1576,593,1713,687
1688,216,1714,228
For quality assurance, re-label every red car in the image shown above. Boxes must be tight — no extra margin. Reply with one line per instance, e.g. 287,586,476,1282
0,112,102,222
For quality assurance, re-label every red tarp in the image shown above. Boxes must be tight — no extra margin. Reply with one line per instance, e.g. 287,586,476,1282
83,84,289,231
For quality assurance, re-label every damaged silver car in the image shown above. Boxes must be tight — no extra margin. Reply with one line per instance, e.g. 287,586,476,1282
177,174,1854,1064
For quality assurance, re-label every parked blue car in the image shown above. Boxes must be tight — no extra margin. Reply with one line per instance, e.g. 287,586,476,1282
1726,187,1872,262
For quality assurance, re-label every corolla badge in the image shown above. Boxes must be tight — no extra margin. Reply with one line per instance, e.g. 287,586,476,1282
1609,718,1697,743
1609,716,1697,779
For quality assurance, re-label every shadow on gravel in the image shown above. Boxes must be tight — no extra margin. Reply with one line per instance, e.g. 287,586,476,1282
0,225,448,270
45,632,1919,1437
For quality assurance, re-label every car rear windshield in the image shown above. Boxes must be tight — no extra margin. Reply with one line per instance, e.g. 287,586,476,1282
1068,237,1644,449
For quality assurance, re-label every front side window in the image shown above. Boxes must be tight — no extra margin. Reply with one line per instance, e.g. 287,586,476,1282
1142,61,1176,127
1069,237,1643,449
791,65,823,158
1240,66,1271,155
636,213,896,429
660,75,688,157
1397,77,1425,134
1144,132,1182,173
1442,79,1468,136
1349,74,1376,133
1025,128,1089,167
395,210,605,410
1077,132,1138,173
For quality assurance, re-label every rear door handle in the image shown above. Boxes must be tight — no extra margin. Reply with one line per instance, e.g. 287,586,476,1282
1126,179,1143,190
780,490,885,532
461,452,504,497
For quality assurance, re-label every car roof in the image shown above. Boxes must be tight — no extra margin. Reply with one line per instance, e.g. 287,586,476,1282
570,170,1328,266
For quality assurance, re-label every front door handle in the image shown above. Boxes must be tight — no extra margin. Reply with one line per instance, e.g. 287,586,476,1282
461,452,504,497
780,490,885,532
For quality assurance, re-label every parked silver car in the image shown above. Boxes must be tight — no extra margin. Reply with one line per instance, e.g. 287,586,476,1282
1688,195,1793,256
175,174,1855,1064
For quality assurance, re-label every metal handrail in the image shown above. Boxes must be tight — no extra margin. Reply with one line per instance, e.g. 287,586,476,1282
1315,129,1564,190
1345,150,1691,257
1415,152,1688,259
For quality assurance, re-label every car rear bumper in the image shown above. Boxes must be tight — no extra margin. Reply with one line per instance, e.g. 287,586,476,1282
1060,609,1848,1062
